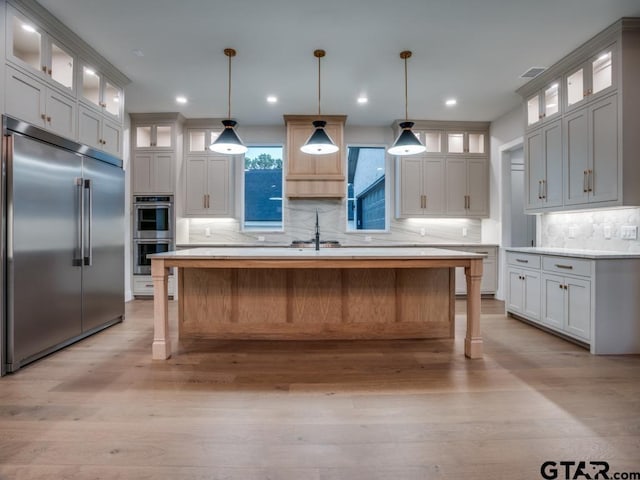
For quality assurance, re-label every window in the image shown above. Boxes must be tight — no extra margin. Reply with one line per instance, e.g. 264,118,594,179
243,146,283,230
347,146,387,231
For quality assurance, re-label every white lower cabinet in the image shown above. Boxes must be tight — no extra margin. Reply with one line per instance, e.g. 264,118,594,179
506,267,541,320
451,246,498,295
133,275,176,297
505,249,640,354
542,273,591,340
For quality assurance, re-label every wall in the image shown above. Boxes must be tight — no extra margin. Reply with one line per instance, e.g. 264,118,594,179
541,208,640,253
182,124,482,246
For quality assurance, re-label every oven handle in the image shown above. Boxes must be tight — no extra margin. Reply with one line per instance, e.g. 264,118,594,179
134,203,173,209
135,239,173,245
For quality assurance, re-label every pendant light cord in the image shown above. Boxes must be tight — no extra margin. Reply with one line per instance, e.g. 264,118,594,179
227,51,232,119
404,55,408,121
317,53,321,116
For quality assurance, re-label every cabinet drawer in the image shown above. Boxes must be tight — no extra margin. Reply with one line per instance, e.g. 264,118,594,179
542,256,592,277
133,276,175,295
507,252,541,269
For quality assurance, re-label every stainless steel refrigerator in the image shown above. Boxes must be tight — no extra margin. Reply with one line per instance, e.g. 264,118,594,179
1,116,124,375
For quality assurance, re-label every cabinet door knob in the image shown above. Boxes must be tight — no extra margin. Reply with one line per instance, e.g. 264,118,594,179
41,113,46,121
47,68,52,75
42,65,47,73
46,116,51,123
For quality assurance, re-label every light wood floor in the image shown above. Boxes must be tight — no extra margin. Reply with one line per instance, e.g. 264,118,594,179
1,299,639,480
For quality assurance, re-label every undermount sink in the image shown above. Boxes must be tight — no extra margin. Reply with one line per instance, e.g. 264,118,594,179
290,240,341,248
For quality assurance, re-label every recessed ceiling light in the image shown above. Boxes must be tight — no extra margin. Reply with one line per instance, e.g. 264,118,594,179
132,49,145,57
357,96,368,104
176,96,188,104
21,24,36,33
266,95,278,103
445,98,457,106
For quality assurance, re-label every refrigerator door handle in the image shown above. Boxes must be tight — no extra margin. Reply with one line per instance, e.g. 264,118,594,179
73,177,84,266
83,179,93,266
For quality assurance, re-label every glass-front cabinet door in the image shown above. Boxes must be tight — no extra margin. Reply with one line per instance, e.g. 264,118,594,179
135,125,174,150
80,63,123,120
187,129,222,153
446,132,485,154
527,81,560,128
7,8,76,93
565,44,616,112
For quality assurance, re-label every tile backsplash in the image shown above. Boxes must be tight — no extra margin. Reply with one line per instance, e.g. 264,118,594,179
541,207,640,252
185,199,481,245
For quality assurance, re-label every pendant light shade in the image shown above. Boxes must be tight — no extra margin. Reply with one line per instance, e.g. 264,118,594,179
301,49,338,155
210,48,248,155
388,51,426,156
300,120,339,154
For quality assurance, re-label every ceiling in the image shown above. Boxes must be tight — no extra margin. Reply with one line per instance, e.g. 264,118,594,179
36,0,640,127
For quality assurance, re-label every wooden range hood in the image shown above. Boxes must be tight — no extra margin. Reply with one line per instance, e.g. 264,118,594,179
284,114,346,198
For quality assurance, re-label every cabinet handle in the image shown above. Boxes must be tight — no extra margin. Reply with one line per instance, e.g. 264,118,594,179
207,194,211,209
587,88,592,95
559,283,563,289
476,251,489,255
555,264,573,270
563,284,568,290
542,113,546,118
515,258,528,263
424,195,427,209
47,68,52,75
41,113,46,121
541,179,546,199
588,169,593,192
203,195,207,208
583,90,588,98
46,116,51,123
538,180,542,199
42,65,47,73
583,170,588,192
145,284,153,288
99,102,107,108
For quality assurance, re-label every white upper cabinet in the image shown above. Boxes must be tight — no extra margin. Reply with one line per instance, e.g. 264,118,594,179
7,7,76,94
187,129,221,153
79,63,123,122
517,19,640,213
445,131,486,154
565,45,616,113
526,80,561,130
135,124,174,150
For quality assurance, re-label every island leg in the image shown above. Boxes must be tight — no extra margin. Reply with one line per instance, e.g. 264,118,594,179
464,258,483,359
151,259,171,360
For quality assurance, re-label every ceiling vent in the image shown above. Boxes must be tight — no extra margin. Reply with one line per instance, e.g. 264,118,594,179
520,67,546,79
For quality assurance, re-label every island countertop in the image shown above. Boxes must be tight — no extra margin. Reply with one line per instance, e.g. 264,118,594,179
151,246,487,261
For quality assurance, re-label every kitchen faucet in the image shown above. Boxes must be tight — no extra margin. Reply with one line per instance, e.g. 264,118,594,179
315,210,320,251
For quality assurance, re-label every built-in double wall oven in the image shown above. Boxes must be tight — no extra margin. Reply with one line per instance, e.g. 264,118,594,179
133,195,173,275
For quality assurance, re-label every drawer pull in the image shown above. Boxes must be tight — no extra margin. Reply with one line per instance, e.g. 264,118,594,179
516,259,528,263
145,284,153,287
477,251,489,254
555,264,573,270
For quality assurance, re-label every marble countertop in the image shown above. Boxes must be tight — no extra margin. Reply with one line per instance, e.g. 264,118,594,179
151,246,487,260
176,242,499,249
505,247,640,259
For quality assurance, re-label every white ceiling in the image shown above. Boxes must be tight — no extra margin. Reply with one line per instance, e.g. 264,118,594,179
36,0,640,127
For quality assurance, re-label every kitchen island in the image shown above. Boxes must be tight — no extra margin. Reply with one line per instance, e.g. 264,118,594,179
149,247,485,360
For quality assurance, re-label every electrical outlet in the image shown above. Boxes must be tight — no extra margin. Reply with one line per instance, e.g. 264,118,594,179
462,227,467,237
420,228,426,237
364,235,372,242
568,226,577,239
603,225,612,239
205,227,211,237
257,236,265,242
621,225,638,240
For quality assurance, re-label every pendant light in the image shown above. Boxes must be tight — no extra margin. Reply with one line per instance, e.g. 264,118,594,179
387,50,426,156
300,49,339,155
210,48,248,155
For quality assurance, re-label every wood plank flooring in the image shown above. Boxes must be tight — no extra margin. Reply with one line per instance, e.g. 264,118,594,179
1,298,639,480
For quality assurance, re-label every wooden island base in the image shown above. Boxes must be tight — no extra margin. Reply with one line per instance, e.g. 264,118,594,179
179,268,453,340
150,248,484,360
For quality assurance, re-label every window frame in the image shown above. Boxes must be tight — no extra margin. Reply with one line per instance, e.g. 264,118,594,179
240,144,285,232
345,144,390,234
